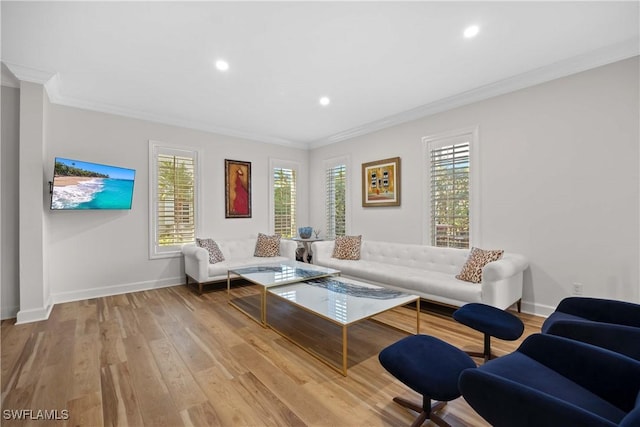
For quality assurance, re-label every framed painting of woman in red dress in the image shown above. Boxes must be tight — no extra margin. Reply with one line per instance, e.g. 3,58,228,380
225,159,251,218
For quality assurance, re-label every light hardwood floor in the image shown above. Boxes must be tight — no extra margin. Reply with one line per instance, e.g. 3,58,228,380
1,282,544,426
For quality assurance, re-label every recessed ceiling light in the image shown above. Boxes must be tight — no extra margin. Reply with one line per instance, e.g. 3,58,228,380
215,60,229,71
319,96,330,106
464,25,479,38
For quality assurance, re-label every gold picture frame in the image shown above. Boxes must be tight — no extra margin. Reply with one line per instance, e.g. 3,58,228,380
362,157,401,207
225,159,252,218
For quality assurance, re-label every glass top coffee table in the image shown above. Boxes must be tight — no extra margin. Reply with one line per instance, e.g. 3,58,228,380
227,260,340,326
267,276,420,376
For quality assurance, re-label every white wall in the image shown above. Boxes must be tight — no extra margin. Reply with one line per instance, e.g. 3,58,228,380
1,86,20,318
309,57,640,315
5,57,638,321
42,104,309,304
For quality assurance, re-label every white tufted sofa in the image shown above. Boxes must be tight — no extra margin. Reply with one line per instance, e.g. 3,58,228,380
182,237,297,294
311,240,528,310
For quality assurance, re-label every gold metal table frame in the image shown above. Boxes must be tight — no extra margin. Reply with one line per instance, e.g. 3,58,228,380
227,269,274,326
266,282,420,377
226,263,340,327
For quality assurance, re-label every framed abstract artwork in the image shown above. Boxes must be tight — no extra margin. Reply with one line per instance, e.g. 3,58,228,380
225,159,252,218
362,157,401,207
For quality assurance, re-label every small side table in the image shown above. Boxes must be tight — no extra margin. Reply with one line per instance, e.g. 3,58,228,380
291,237,323,263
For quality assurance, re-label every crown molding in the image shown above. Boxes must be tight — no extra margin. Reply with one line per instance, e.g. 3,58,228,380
2,61,62,98
308,38,640,149
2,60,298,147
1,63,20,88
1,77,19,89
47,89,300,148
2,61,57,85
4,37,638,151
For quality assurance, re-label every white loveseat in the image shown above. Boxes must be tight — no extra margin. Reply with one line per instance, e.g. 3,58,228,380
182,237,297,293
311,240,528,310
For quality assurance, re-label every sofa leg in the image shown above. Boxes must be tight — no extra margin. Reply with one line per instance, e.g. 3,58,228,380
185,275,206,295
517,299,522,313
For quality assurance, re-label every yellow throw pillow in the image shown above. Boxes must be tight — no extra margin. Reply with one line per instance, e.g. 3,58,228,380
456,247,504,283
332,235,362,260
254,233,281,257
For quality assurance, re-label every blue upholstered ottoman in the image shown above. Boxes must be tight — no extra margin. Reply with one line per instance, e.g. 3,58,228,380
453,303,524,362
379,334,476,427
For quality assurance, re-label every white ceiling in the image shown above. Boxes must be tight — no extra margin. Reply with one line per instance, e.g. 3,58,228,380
2,1,639,148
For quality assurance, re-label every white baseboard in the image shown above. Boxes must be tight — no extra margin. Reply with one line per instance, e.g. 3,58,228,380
10,277,183,324
12,279,555,323
51,276,182,305
16,296,54,324
520,300,555,318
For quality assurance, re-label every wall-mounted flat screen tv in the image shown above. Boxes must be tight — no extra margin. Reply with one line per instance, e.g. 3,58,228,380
50,157,136,210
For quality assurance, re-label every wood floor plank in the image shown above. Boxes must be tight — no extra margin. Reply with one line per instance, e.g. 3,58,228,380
179,401,224,427
113,305,139,340
1,283,547,426
131,305,166,342
75,300,100,337
44,318,77,364
1,322,36,394
178,322,249,380
67,391,103,427
192,366,267,427
235,371,306,427
121,334,183,427
225,339,338,425
70,333,102,400
99,319,127,367
148,338,208,411
100,362,144,427
233,326,314,386
14,330,50,391
28,361,73,424
0,383,37,425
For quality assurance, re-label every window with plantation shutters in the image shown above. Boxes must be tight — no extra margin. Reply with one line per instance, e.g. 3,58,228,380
273,167,297,238
430,142,469,248
325,163,347,239
423,128,479,249
149,143,198,258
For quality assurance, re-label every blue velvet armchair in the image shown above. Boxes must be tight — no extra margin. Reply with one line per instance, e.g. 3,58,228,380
542,297,640,361
459,334,640,427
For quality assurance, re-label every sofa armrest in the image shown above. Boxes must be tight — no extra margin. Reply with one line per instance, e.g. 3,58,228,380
482,254,528,282
479,253,528,309
311,241,334,264
182,244,209,283
280,239,297,260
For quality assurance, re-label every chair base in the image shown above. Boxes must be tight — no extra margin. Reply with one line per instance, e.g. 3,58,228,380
393,395,450,427
453,303,525,364
464,333,494,363
464,350,497,363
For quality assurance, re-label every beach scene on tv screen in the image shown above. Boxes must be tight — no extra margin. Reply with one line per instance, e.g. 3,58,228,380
51,158,135,210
